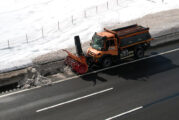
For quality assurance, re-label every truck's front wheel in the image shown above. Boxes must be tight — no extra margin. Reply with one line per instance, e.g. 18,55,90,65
86,56,94,67
102,57,112,68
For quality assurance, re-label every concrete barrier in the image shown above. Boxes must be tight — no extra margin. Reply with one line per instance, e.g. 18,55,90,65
0,69,26,87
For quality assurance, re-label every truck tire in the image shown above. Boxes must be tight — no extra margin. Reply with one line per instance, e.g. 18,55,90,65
135,48,144,59
143,42,150,50
86,56,93,67
102,57,112,68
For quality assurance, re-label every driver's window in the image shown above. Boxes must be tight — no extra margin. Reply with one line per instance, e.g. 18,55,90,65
106,40,115,50
109,40,115,46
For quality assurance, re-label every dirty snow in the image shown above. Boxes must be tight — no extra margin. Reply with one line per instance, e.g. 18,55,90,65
0,0,179,72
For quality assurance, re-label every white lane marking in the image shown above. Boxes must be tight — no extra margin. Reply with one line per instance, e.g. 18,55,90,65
36,87,113,113
0,47,179,98
105,106,143,120
0,86,41,98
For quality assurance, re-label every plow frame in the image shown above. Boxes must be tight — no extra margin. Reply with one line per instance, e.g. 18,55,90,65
63,49,88,74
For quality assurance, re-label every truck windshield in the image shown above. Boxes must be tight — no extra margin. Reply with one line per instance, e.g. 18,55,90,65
91,33,104,51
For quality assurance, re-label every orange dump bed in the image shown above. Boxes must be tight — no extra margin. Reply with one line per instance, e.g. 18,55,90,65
113,24,149,37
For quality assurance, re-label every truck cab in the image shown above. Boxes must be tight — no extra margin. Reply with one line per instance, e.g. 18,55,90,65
88,32,118,55
86,32,119,67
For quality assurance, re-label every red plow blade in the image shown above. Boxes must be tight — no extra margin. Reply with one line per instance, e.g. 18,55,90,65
63,49,88,74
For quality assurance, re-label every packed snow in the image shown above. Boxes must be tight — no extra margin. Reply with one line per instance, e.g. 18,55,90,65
0,0,179,72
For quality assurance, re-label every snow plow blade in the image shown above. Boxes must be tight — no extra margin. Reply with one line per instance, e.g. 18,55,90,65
63,50,88,74
63,36,88,74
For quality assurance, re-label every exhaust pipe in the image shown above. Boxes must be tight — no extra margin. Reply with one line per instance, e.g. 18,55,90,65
74,36,84,56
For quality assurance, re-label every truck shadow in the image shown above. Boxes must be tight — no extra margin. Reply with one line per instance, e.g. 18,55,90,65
81,53,178,83
101,53,179,81
81,73,107,86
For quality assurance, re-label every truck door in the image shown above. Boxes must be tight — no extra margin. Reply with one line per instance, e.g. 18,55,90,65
106,38,118,55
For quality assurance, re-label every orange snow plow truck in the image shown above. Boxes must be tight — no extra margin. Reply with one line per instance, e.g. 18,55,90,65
63,24,154,74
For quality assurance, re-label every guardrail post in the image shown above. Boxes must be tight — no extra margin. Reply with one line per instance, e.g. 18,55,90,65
107,2,109,9
42,27,44,39
8,40,10,48
58,21,60,31
72,16,74,24
117,0,119,5
26,33,28,43
84,10,87,18
96,6,98,14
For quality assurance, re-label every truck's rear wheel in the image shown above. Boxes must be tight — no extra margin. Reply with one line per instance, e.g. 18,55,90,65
102,57,112,68
135,48,144,59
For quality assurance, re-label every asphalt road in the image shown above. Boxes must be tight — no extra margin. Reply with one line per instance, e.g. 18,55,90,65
0,41,179,120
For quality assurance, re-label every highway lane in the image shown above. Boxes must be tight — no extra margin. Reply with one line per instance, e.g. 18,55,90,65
0,41,179,120
118,94,179,120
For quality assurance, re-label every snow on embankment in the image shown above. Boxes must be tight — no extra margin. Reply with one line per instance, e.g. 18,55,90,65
0,0,179,72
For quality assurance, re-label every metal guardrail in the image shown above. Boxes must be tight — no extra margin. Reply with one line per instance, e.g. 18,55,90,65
153,31,179,39
0,63,32,74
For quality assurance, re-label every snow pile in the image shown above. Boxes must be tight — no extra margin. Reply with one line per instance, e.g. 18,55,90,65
0,0,179,72
18,67,52,88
